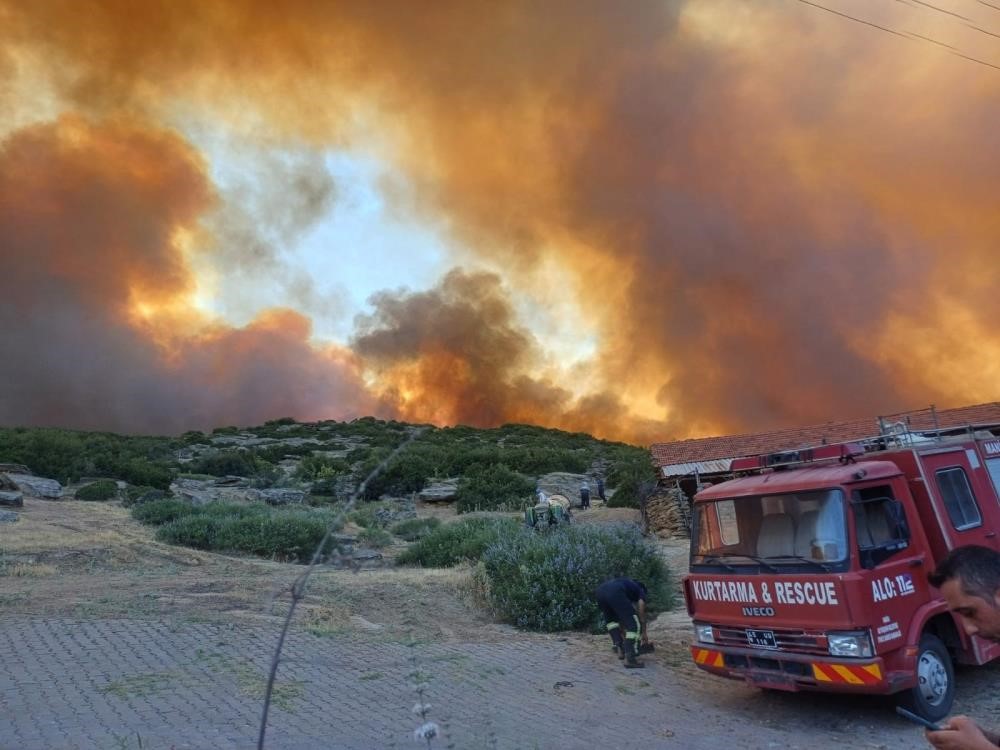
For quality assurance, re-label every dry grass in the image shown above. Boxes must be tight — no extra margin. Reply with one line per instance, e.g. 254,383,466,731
0,562,57,577
0,497,147,554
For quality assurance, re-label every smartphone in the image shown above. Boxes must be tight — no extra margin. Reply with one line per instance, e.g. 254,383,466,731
895,706,944,731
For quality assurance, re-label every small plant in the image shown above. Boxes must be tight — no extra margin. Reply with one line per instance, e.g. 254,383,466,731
75,479,119,502
357,527,393,548
390,517,441,542
396,518,518,568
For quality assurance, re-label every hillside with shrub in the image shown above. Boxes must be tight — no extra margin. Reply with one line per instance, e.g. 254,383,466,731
0,417,655,511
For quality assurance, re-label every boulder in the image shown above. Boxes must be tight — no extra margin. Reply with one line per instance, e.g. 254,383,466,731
257,488,306,506
0,510,18,524
537,472,592,505
6,473,63,499
418,479,459,503
0,463,31,475
0,490,23,508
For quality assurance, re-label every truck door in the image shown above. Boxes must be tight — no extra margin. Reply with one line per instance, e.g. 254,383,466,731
920,448,1000,664
919,449,998,551
851,481,925,654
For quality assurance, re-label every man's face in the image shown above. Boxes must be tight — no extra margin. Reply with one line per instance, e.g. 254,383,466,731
940,577,1000,641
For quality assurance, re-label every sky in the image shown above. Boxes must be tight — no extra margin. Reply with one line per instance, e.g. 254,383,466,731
1,0,999,445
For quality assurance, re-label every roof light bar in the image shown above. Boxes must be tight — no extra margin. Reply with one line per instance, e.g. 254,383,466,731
730,441,866,473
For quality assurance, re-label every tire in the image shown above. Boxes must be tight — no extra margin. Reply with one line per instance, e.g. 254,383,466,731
897,633,955,721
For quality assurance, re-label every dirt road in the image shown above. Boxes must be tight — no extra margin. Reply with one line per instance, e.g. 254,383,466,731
3,498,999,749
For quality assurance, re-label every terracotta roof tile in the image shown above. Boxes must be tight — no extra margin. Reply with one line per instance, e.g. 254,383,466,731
650,402,1000,468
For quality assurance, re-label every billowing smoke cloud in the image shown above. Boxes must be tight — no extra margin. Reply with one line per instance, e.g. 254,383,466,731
0,117,378,433
1,0,998,442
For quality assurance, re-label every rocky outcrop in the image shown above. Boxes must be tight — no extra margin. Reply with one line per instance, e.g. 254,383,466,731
6,473,63,499
171,477,253,506
0,510,18,523
537,472,594,505
0,474,24,507
418,479,459,503
252,488,306,506
0,491,23,508
0,463,31,475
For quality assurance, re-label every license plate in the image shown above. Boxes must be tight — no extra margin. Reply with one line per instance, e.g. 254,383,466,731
746,629,777,648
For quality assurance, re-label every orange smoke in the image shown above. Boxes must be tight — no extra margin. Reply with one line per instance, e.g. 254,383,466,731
1,1,999,442
0,117,378,433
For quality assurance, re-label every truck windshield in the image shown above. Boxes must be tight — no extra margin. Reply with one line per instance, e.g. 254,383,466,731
692,489,848,570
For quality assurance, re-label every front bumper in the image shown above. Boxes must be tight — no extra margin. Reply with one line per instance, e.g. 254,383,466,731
690,645,905,694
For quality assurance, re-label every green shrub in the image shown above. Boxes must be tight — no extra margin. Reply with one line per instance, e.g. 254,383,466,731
122,486,166,508
131,499,197,525
198,502,268,520
126,484,157,502
606,450,658,508
454,464,534,514
156,514,225,549
390,517,441,542
479,523,673,632
75,479,119,502
294,455,350,482
214,515,332,560
188,451,257,477
143,501,343,561
348,502,393,529
357,527,393,548
396,518,518,567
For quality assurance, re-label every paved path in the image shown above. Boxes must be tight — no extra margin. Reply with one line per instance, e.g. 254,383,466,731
1,616,927,750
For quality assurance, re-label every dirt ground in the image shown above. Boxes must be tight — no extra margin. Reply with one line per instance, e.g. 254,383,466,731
4,497,1000,749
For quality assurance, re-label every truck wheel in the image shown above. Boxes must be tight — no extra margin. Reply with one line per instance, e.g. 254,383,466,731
897,633,954,721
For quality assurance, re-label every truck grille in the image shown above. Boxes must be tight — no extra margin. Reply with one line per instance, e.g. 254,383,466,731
713,624,827,655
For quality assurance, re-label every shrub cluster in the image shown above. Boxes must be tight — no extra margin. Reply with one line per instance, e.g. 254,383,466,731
395,518,519,567
605,450,658,508
75,479,119,502
454,464,534,514
390,517,441,542
132,499,344,562
479,523,673,632
131,498,198,525
0,427,176,488
357,527,393,548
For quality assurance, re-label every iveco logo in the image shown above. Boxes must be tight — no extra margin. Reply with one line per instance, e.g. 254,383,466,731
742,607,776,617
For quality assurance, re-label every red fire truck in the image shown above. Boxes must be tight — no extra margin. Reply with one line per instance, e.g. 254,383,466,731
683,428,1000,719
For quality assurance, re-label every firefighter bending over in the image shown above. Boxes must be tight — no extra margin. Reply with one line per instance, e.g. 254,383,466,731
925,546,1000,750
595,577,650,668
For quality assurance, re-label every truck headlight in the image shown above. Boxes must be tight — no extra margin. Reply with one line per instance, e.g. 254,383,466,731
827,630,873,658
695,623,715,644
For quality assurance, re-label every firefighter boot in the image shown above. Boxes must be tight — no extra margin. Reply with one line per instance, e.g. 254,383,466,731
609,626,625,659
623,637,644,668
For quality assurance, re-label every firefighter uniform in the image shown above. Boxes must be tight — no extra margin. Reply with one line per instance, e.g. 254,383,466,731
595,577,647,668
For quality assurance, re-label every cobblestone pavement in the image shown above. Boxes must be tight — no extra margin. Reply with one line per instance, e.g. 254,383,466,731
0,616,943,750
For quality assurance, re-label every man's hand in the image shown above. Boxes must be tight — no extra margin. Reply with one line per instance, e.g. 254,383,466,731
926,715,998,750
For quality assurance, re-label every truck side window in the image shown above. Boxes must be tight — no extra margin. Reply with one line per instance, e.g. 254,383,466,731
715,500,739,546
852,485,908,545
935,467,982,530
986,458,1000,502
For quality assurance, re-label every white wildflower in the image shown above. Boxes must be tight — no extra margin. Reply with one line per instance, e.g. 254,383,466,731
414,721,439,742
412,702,432,717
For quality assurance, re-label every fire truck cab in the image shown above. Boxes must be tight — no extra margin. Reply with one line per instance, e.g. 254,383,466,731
684,429,1000,719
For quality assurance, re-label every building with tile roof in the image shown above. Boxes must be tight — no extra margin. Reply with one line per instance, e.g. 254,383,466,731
651,402,1000,482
